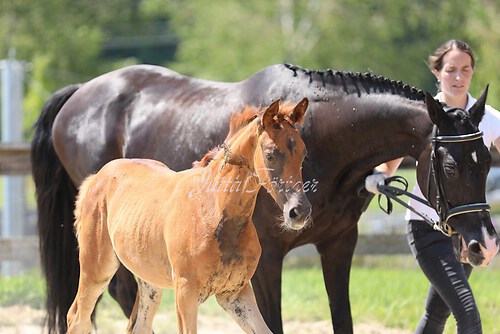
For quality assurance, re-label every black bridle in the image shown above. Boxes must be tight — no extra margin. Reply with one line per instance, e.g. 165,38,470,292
377,126,490,237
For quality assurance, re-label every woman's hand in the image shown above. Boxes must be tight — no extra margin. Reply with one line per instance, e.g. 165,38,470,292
365,170,387,195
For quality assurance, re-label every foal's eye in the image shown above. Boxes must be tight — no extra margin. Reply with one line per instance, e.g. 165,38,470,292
265,151,275,162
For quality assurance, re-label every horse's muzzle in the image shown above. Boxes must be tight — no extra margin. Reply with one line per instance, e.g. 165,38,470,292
453,227,499,267
282,193,312,230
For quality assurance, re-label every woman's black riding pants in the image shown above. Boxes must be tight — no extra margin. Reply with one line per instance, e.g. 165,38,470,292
406,220,482,334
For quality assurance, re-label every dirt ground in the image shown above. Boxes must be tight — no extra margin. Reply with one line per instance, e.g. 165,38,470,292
0,304,411,334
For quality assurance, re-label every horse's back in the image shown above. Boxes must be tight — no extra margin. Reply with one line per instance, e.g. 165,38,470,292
51,64,262,180
51,63,302,183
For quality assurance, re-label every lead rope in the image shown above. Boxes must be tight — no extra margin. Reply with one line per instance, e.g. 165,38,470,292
375,175,448,234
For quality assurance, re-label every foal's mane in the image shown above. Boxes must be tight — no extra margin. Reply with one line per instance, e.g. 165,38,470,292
193,101,299,168
193,106,259,168
284,63,425,101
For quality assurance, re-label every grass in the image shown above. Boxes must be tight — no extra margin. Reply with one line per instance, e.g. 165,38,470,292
2,259,500,333
0,269,45,308
280,257,500,334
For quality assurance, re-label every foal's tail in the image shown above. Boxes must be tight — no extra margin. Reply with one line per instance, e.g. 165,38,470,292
73,175,94,240
31,83,82,334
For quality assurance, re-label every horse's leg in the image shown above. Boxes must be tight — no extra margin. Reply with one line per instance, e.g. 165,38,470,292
174,277,199,334
108,264,138,317
316,222,358,334
216,283,273,334
251,196,287,334
67,240,120,333
250,243,285,332
126,278,162,334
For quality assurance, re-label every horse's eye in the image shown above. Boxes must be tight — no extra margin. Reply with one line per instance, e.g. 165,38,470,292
444,165,455,176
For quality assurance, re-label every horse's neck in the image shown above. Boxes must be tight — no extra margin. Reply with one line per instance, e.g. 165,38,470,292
305,95,433,193
238,65,434,192
243,64,426,105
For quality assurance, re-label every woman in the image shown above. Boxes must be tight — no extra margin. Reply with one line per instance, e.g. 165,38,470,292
366,39,500,333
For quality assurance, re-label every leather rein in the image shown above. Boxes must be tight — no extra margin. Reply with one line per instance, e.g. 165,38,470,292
376,126,490,237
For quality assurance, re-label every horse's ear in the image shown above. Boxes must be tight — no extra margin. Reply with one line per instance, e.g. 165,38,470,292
425,91,445,126
262,99,281,128
291,97,308,125
469,85,488,126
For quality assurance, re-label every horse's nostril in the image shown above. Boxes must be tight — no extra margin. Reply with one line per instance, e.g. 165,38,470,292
469,241,482,255
289,208,299,220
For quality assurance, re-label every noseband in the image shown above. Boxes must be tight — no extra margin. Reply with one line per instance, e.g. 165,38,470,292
376,126,490,237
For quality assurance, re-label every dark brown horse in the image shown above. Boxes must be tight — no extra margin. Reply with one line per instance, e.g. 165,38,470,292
31,64,498,334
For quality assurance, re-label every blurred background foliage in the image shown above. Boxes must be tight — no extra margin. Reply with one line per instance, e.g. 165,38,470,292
0,0,499,137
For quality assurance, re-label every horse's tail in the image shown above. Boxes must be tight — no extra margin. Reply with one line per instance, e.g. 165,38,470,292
31,83,82,334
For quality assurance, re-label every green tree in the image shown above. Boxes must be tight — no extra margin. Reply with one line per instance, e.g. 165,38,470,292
0,0,159,137
307,0,473,90
163,0,285,80
3,0,500,138
465,0,500,108
163,0,499,99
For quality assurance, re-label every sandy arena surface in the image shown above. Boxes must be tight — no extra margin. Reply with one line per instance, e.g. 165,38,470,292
0,304,411,334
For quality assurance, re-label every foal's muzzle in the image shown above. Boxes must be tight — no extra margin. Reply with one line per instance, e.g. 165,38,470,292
282,192,312,230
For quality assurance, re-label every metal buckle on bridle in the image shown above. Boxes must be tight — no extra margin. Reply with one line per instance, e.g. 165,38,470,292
375,127,490,237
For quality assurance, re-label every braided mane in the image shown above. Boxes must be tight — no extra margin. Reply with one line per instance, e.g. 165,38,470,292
284,63,425,101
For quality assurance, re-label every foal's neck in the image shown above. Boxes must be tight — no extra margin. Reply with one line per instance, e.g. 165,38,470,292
208,124,261,219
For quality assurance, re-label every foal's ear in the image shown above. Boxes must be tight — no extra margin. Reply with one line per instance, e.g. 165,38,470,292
262,99,281,128
425,91,446,126
291,97,308,125
469,85,488,127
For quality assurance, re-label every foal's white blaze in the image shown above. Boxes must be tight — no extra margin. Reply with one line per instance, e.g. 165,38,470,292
471,151,478,163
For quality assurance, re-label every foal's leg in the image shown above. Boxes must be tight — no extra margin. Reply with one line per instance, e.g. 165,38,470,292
216,283,273,334
67,239,120,333
174,277,200,334
126,278,162,333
